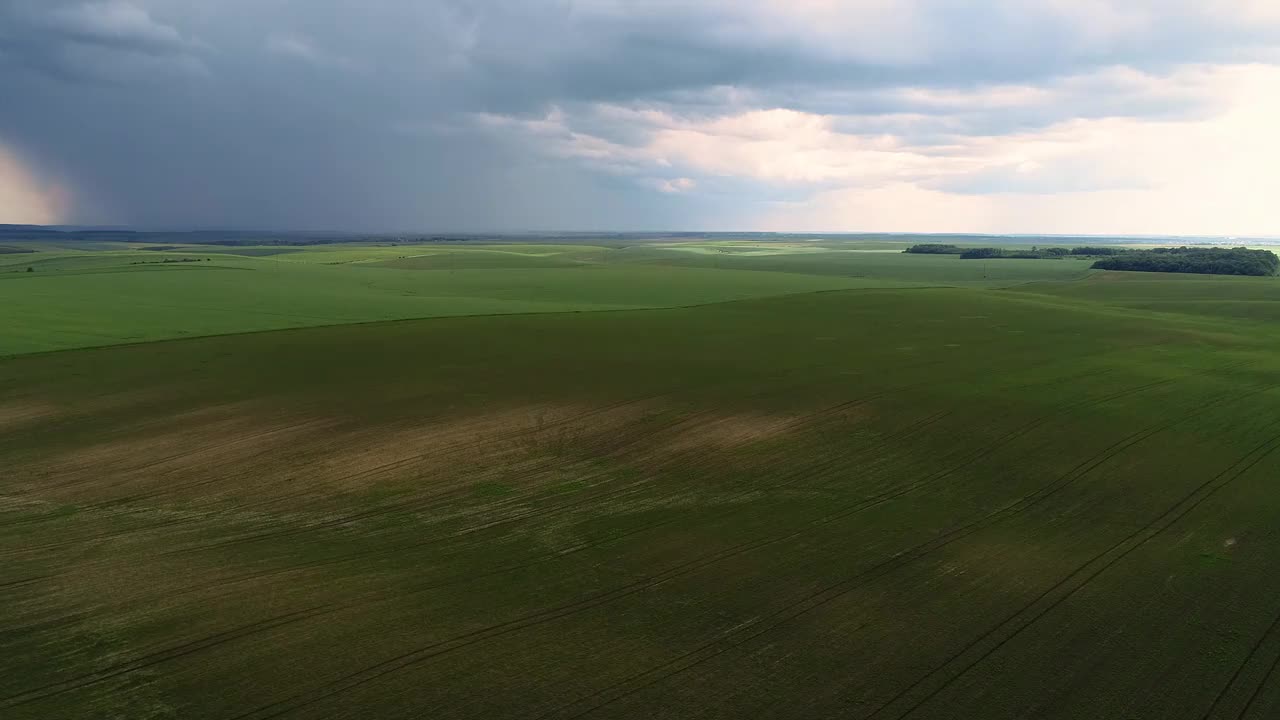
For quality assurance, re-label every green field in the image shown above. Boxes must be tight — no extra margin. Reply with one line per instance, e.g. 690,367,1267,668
0,240,1095,356
6,238,1280,719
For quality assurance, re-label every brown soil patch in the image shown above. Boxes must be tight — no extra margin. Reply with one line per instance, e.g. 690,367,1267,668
660,413,804,453
7,398,865,516
0,401,64,431
8,400,662,506
640,401,872,462
269,401,662,504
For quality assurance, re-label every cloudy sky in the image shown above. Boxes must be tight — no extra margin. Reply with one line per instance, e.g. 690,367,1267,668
1,1,1278,234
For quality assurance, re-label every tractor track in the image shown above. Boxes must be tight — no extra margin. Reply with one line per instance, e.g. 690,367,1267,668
865,422,1280,720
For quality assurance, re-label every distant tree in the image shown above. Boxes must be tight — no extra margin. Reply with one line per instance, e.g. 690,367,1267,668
957,246,1078,260
959,247,1006,259
904,244,963,255
26,266,33,273
1071,246,1126,256
1092,247,1279,276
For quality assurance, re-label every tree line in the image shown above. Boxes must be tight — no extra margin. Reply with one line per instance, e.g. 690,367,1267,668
904,243,1278,276
1091,247,1279,276
904,244,1125,259
956,247,1074,259
902,243,964,254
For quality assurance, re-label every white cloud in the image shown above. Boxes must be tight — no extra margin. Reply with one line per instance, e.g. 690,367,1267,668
759,65,1280,235
485,62,1280,234
652,177,696,193
481,62,1249,188
646,109,948,184
482,106,961,186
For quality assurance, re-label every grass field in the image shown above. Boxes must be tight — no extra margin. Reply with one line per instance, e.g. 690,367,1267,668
0,240,1094,355
6,238,1280,719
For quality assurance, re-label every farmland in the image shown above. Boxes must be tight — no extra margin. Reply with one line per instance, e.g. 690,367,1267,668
6,237,1280,719
0,239,1098,355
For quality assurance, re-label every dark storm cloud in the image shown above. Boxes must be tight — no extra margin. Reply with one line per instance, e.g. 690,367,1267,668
0,0,204,83
0,1,700,229
430,1,1279,112
31,1,189,55
0,1,1278,230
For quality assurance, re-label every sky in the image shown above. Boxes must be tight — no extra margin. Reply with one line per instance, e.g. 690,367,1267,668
1,1,1278,234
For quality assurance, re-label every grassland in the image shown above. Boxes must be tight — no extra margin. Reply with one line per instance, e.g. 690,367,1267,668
6,238,1280,719
0,240,1095,355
